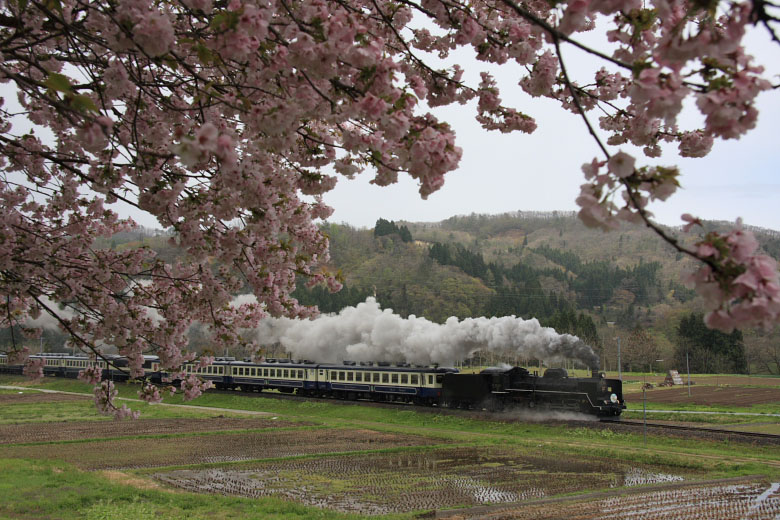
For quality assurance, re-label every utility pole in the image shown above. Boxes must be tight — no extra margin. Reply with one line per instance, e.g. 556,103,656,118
686,351,691,397
643,386,647,447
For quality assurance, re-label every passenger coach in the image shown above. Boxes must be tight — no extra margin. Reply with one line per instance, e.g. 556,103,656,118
144,357,457,405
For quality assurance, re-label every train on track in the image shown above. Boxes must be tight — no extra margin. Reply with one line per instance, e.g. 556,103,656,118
0,352,626,417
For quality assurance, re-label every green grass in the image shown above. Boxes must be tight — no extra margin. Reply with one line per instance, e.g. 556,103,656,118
0,398,250,425
625,400,780,416
0,459,392,520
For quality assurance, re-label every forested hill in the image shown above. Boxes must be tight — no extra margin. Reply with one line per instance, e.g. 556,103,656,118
292,212,780,374
300,212,780,327
85,213,780,374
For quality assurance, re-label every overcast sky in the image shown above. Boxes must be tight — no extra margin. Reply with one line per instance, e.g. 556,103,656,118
321,25,780,232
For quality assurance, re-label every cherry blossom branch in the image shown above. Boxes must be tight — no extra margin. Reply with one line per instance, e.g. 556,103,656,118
499,0,632,71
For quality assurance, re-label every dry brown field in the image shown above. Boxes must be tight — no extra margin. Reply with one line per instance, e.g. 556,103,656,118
624,385,780,406
0,391,88,405
0,416,311,444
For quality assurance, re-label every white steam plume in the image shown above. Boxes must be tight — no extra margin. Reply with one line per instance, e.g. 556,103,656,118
24,296,78,331
255,298,599,368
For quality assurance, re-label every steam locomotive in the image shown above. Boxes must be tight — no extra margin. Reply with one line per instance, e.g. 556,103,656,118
0,353,625,417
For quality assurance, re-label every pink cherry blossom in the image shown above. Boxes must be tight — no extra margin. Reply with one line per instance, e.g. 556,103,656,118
607,151,635,178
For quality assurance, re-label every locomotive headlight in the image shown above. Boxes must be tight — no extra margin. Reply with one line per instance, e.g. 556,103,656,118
610,393,618,404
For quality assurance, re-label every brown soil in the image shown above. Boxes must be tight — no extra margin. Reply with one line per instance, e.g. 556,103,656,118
0,417,310,444
0,392,88,405
0,428,436,470
624,385,780,406
99,470,168,491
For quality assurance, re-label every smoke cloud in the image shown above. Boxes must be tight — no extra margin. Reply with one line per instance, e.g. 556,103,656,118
255,298,599,368
24,297,78,331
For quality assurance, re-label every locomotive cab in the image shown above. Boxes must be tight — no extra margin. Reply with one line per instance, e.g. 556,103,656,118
579,375,625,416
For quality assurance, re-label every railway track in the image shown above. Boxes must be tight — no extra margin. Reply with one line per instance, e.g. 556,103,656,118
598,418,780,444
212,388,780,444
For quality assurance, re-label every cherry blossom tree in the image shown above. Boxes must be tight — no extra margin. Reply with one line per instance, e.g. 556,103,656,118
0,0,778,417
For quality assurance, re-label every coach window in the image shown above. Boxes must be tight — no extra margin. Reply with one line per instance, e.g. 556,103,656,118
401,374,408,384
355,373,362,382
337,371,343,381
411,374,418,385
382,373,389,383
427,375,433,385
298,370,304,378
283,369,289,378
347,371,353,381
372,373,379,383
392,373,398,384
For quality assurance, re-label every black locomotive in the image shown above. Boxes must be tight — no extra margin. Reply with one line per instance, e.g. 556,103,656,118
442,366,625,416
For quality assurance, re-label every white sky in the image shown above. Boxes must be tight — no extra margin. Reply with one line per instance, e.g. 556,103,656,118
322,24,780,231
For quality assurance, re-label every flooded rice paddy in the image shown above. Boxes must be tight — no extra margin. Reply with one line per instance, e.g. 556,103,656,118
153,447,689,514
479,480,780,520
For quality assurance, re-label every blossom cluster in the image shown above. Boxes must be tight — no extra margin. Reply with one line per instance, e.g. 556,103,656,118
93,380,140,420
684,220,780,332
0,0,776,418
